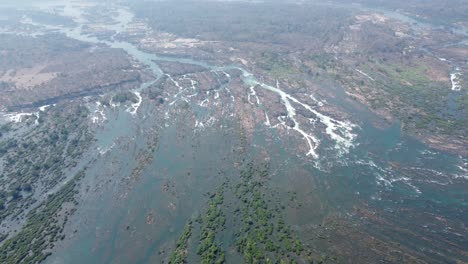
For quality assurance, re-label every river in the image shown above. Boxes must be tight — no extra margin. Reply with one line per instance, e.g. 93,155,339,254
1,1,466,262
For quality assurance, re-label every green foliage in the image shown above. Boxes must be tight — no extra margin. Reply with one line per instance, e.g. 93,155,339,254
233,162,311,263
169,223,193,264
256,52,298,79
168,187,226,264
168,161,317,263
0,170,85,264
197,187,226,263
0,104,92,222
362,60,466,136
112,91,138,104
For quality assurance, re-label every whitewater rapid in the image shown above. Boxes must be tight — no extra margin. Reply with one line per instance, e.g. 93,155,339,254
16,2,358,159
237,70,356,157
450,69,462,91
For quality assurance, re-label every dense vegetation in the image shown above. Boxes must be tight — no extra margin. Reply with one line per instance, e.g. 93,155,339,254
0,104,92,224
168,186,226,264
131,0,467,152
196,186,226,264
359,59,467,135
0,170,85,264
232,162,315,264
169,222,193,264
112,91,139,104
167,161,323,263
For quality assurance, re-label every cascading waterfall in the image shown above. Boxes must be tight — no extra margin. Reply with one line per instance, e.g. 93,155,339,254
16,2,358,160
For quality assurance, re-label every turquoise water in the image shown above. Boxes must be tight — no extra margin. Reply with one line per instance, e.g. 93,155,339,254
46,105,467,263
10,2,463,262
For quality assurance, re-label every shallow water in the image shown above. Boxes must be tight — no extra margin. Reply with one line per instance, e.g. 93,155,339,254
2,1,465,262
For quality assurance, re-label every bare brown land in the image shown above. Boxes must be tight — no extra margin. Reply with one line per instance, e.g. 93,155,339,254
0,34,148,111
128,1,467,155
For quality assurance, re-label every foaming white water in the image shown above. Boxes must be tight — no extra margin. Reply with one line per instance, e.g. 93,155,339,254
239,70,356,157
450,68,462,91
308,94,325,107
356,69,375,81
195,117,218,130
393,177,422,194
454,158,468,179
167,74,183,90
453,172,468,180
199,98,209,107
419,149,438,155
109,99,120,108
168,98,179,106
355,160,392,186
354,160,422,194
90,102,107,124
247,86,260,105
194,120,204,128
263,82,321,158
97,142,115,155
406,167,446,177
206,116,216,126
264,112,271,126
1,112,37,123
39,104,52,112
221,71,231,78
22,2,356,159
127,92,142,115
357,158,467,191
